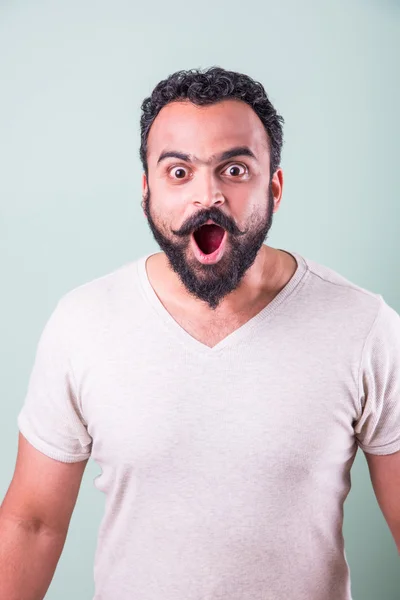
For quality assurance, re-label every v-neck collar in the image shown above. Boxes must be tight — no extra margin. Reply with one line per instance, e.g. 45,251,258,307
137,249,309,355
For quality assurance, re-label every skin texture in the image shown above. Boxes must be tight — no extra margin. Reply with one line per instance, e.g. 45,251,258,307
365,450,400,554
0,433,89,598
141,98,297,315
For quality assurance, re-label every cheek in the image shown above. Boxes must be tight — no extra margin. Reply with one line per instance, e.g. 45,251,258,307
161,193,195,225
152,176,187,203
226,184,261,213
148,190,187,230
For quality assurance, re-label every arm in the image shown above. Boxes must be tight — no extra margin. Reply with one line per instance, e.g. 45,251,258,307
364,449,400,555
0,433,88,600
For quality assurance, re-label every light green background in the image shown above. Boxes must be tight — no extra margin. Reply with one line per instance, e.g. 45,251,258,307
0,1,399,598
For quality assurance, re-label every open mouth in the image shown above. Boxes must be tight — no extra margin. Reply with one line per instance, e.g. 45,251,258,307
193,224,225,255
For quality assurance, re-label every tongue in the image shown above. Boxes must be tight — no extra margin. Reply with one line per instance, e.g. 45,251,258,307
194,224,225,254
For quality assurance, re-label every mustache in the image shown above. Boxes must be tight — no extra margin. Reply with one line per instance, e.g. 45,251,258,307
171,207,248,237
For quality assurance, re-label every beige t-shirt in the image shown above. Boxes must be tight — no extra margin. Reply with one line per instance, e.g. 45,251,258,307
17,249,400,600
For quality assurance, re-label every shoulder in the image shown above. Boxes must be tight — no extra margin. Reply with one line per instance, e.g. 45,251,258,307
60,258,141,310
303,255,378,298
302,253,381,305
292,251,398,337
47,257,144,338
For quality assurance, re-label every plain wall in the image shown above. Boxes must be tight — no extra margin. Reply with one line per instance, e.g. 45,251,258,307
0,0,399,598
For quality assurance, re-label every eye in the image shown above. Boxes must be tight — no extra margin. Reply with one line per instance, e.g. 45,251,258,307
168,166,190,180
221,163,248,178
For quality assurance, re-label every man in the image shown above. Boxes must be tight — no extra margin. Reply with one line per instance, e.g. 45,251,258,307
1,67,399,600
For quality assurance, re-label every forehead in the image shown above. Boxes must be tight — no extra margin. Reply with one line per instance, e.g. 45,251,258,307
146,99,269,163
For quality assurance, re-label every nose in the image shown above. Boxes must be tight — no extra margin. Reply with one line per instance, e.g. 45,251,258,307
192,171,225,209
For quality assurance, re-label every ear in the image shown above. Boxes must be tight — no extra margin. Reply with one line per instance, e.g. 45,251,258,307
141,173,148,218
271,168,284,213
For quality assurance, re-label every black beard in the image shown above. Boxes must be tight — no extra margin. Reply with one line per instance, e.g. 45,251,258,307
143,187,275,310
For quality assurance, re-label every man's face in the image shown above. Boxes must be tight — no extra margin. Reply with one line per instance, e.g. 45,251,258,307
142,99,282,310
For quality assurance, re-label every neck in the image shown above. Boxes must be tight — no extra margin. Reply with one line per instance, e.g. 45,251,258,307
149,245,291,317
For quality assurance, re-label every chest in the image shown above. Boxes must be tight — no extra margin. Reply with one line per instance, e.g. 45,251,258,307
164,312,243,348
161,301,273,348
80,332,360,488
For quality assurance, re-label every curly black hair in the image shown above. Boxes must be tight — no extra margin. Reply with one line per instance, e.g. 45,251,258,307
139,66,284,179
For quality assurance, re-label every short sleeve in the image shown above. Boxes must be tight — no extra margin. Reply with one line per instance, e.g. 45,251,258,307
17,299,92,463
354,297,400,455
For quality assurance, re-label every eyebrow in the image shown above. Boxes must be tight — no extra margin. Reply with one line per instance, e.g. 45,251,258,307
156,146,258,166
